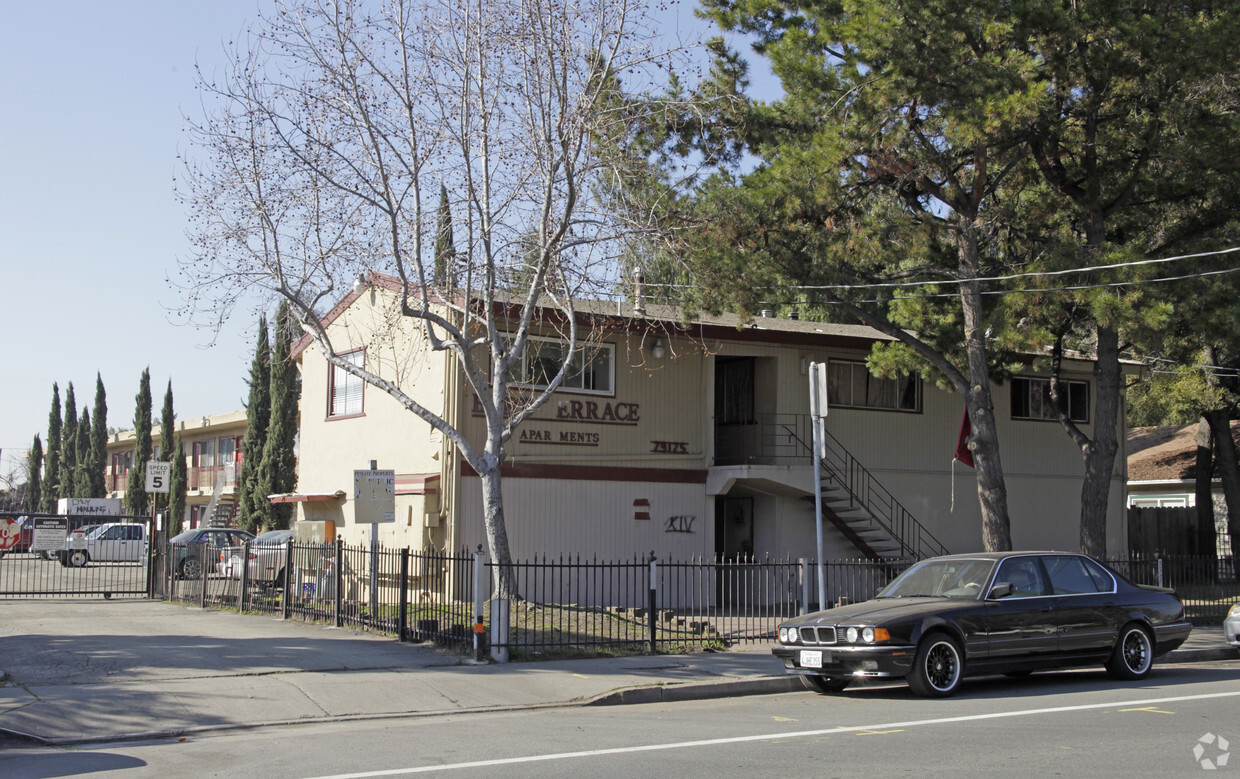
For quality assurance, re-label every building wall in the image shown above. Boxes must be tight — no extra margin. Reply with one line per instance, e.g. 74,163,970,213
295,286,450,548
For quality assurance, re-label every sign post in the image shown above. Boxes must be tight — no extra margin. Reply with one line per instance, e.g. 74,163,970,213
808,362,829,610
354,463,396,618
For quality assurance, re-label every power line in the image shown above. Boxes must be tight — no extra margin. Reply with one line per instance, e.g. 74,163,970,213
643,245,1240,295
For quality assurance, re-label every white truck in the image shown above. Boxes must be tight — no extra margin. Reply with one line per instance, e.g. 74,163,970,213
61,522,147,567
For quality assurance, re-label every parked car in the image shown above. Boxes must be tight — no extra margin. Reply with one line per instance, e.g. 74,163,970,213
219,529,294,587
61,522,147,567
169,527,254,580
772,551,1192,698
1226,602,1240,650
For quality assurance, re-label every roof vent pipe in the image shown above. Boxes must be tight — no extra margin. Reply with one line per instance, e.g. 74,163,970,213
760,309,774,318
634,270,646,318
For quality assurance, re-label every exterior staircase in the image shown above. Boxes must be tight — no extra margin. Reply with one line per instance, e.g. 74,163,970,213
807,424,949,562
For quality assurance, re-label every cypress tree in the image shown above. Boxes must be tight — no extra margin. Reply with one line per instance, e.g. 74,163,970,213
42,384,61,513
156,381,175,515
237,316,271,533
27,435,42,514
89,373,108,498
59,383,77,500
259,302,300,529
169,434,187,535
434,183,456,288
124,368,153,517
73,409,92,497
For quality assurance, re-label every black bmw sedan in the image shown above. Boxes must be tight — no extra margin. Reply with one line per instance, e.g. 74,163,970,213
772,551,1192,698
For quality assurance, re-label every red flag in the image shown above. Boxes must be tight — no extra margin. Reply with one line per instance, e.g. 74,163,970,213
954,407,975,468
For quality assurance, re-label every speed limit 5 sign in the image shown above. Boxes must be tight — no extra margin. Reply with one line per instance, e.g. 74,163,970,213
145,460,172,493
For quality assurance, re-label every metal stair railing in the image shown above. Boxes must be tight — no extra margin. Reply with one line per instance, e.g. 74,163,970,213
719,413,948,560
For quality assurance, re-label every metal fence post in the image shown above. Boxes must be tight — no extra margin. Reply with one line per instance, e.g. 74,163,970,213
281,538,293,620
398,548,410,642
800,558,810,614
472,549,486,662
199,543,209,609
1157,556,1165,589
334,537,344,628
238,539,250,613
648,552,658,654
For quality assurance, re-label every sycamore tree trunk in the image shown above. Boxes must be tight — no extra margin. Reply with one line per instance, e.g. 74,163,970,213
477,459,519,600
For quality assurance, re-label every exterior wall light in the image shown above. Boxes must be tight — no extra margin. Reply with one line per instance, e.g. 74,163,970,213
652,338,665,360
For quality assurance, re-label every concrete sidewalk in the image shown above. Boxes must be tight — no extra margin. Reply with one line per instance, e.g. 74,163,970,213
1,599,1235,746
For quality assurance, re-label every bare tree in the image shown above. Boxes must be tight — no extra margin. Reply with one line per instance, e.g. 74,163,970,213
177,0,693,596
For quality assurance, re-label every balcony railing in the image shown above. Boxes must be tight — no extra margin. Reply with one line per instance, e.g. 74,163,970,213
191,465,237,491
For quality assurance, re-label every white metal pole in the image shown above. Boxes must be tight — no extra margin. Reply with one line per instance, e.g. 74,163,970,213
809,363,827,610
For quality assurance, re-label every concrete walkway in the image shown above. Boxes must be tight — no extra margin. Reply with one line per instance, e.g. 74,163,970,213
1,599,1234,746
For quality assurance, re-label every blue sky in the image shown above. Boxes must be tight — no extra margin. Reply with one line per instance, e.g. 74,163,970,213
0,1,273,483
0,0,764,486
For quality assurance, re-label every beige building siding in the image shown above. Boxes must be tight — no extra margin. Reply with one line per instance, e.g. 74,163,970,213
295,287,451,546
456,475,712,561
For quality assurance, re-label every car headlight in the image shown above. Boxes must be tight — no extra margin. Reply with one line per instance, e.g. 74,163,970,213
862,627,875,643
1229,603,1240,619
788,627,799,644
846,627,859,643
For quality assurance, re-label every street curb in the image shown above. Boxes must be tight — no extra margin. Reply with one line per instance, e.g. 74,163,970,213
589,676,803,706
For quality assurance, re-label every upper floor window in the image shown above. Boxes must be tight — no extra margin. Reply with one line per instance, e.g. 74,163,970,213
827,360,921,412
1011,376,1088,423
511,338,614,396
329,349,365,418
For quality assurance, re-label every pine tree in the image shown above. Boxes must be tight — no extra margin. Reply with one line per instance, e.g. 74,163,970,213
59,383,78,500
42,384,61,513
73,409,92,497
259,302,300,530
237,316,271,532
169,434,188,535
27,435,42,514
89,373,108,498
124,369,154,517
156,381,175,515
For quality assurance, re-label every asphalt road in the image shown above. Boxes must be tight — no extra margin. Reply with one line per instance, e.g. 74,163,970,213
4,660,1238,777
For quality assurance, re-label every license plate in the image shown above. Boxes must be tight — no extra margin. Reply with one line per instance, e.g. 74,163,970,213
801,650,823,669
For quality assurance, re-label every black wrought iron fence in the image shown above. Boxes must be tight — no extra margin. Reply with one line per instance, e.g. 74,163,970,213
159,540,1236,656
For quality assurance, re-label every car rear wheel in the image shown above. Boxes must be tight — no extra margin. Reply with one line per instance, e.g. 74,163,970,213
180,557,204,580
907,633,964,698
801,674,851,694
67,550,89,568
1105,623,1153,680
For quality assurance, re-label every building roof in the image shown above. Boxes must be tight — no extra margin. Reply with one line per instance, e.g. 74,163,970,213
1127,421,1240,483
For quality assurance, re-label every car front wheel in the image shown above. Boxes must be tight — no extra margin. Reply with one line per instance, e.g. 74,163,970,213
801,674,851,694
67,550,89,568
907,633,964,698
181,557,204,580
1106,623,1153,680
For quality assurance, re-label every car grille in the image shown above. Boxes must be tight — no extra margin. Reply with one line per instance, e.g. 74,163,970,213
799,626,837,645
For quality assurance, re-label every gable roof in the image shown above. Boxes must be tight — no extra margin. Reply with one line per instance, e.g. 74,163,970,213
1127,421,1240,482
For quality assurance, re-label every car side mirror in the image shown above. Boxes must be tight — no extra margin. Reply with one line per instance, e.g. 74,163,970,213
988,582,1013,599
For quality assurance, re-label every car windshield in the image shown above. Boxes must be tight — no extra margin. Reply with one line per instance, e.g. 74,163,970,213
877,558,996,599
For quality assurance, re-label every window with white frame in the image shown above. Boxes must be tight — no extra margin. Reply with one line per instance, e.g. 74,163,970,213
1011,376,1088,423
511,338,614,395
329,350,365,417
826,360,921,412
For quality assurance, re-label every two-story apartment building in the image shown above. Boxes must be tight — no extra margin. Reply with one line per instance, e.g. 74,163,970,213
106,410,247,528
287,274,1130,563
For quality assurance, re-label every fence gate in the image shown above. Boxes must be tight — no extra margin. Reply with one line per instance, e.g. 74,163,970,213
0,514,154,598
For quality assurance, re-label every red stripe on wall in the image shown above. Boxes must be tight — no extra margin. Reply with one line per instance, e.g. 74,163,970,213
460,461,707,484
